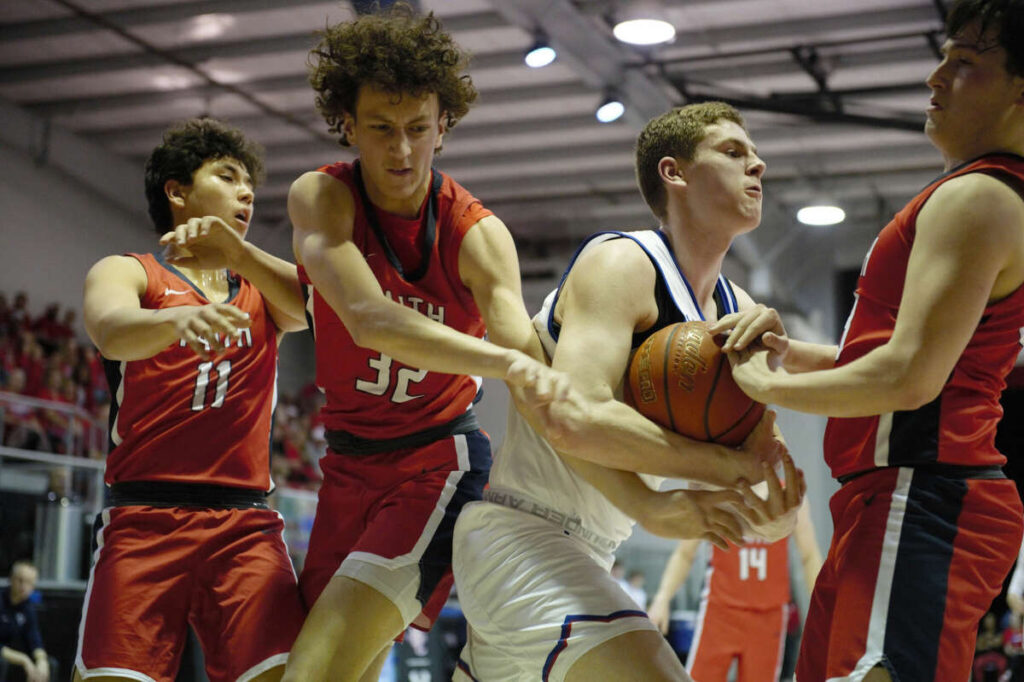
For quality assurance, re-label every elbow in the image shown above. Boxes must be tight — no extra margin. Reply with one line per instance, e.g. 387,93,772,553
90,328,123,361
344,301,394,349
541,399,590,455
895,378,943,411
876,346,944,411
890,360,945,411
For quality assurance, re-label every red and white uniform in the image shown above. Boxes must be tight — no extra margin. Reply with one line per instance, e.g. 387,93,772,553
688,540,790,682
826,154,1024,476
297,162,493,630
103,253,277,488
76,253,305,682
300,162,489,439
799,155,1024,682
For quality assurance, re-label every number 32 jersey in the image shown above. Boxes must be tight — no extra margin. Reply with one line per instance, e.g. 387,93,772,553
103,252,278,491
297,162,492,440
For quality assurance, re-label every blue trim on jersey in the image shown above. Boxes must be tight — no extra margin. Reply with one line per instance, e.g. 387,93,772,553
541,609,648,681
652,230,707,320
716,275,739,315
456,658,480,681
883,469,967,680
545,230,739,344
414,429,492,607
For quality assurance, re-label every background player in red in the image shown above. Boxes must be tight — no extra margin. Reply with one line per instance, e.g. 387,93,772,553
279,6,568,681
648,501,822,682
75,118,307,682
724,0,1024,679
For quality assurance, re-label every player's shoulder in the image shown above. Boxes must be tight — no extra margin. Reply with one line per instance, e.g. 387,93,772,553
289,169,354,208
288,169,357,234
930,171,1024,219
922,171,1024,243
573,233,657,285
86,253,148,284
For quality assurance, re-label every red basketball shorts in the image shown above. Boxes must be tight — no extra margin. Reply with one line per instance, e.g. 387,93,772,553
75,505,306,682
796,466,1022,682
688,601,787,682
299,429,490,631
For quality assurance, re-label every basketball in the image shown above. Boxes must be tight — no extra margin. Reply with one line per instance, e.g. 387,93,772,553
624,320,765,446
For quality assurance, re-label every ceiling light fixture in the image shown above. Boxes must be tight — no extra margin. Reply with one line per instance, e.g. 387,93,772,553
524,35,557,68
184,13,236,41
613,2,676,46
797,204,846,226
595,92,625,123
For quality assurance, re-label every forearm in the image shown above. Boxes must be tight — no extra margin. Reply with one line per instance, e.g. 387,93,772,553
783,340,837,373
652,542,698,604
304,251,521,380
548,395,747,485
560,454,656,520
89,306,187,361
232,243,306,331
753,345,926,417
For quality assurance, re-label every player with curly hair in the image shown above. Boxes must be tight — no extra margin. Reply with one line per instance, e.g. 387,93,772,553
75,117,307,682
280,6,568,681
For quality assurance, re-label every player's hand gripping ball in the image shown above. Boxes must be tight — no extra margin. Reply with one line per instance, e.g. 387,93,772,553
625,321,765,446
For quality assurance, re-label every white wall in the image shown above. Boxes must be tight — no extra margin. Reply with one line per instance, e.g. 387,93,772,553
0,97,312,395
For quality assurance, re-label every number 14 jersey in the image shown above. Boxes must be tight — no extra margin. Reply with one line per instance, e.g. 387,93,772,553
103,252,278,491
298,162,492,440
705,538,790,610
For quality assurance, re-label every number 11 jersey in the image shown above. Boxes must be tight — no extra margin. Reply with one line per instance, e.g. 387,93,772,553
103,252,278,491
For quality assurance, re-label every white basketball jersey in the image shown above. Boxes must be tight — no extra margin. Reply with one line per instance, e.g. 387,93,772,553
488,229,740,552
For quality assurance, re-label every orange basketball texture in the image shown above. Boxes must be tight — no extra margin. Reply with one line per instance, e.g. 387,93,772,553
624,321,765,446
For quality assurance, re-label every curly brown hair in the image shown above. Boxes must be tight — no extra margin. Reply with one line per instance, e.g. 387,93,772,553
308,3,478,147
635,102,747,221
144,118,264,234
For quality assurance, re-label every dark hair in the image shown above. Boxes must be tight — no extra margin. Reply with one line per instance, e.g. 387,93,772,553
143,118,265,234
635,102,747,221
308,3,478,147
946,0,1024,76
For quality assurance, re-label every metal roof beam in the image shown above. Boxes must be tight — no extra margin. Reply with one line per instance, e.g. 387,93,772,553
487,0,675,127
0,11,507,84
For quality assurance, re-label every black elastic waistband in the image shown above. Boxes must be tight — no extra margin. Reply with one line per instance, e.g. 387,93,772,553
109,481,269,509
838,463,1006,485
326,410,480,456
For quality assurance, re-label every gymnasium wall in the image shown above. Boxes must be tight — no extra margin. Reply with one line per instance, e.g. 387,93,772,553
0,97,313,395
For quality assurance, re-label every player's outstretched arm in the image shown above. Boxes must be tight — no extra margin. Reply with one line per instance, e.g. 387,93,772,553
289,171,563,395
529,240,781,485
160,216,306,332
709,286,837,373
793,500,824,598
648,538,701,634
729,174,1024,417
84,255,251,361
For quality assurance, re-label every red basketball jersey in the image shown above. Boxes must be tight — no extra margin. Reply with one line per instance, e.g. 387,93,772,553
297,162,492,439
825,155,1024,478
103,253,278,490
704,538,790,611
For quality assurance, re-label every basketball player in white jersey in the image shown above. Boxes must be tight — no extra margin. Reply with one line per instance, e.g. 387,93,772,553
452,102,804,682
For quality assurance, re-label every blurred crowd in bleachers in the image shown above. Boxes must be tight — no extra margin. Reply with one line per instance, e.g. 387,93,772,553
0,289,323,491
0,291,107,458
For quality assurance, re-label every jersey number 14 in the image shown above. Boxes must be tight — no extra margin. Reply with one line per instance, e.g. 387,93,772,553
739,546,767,581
